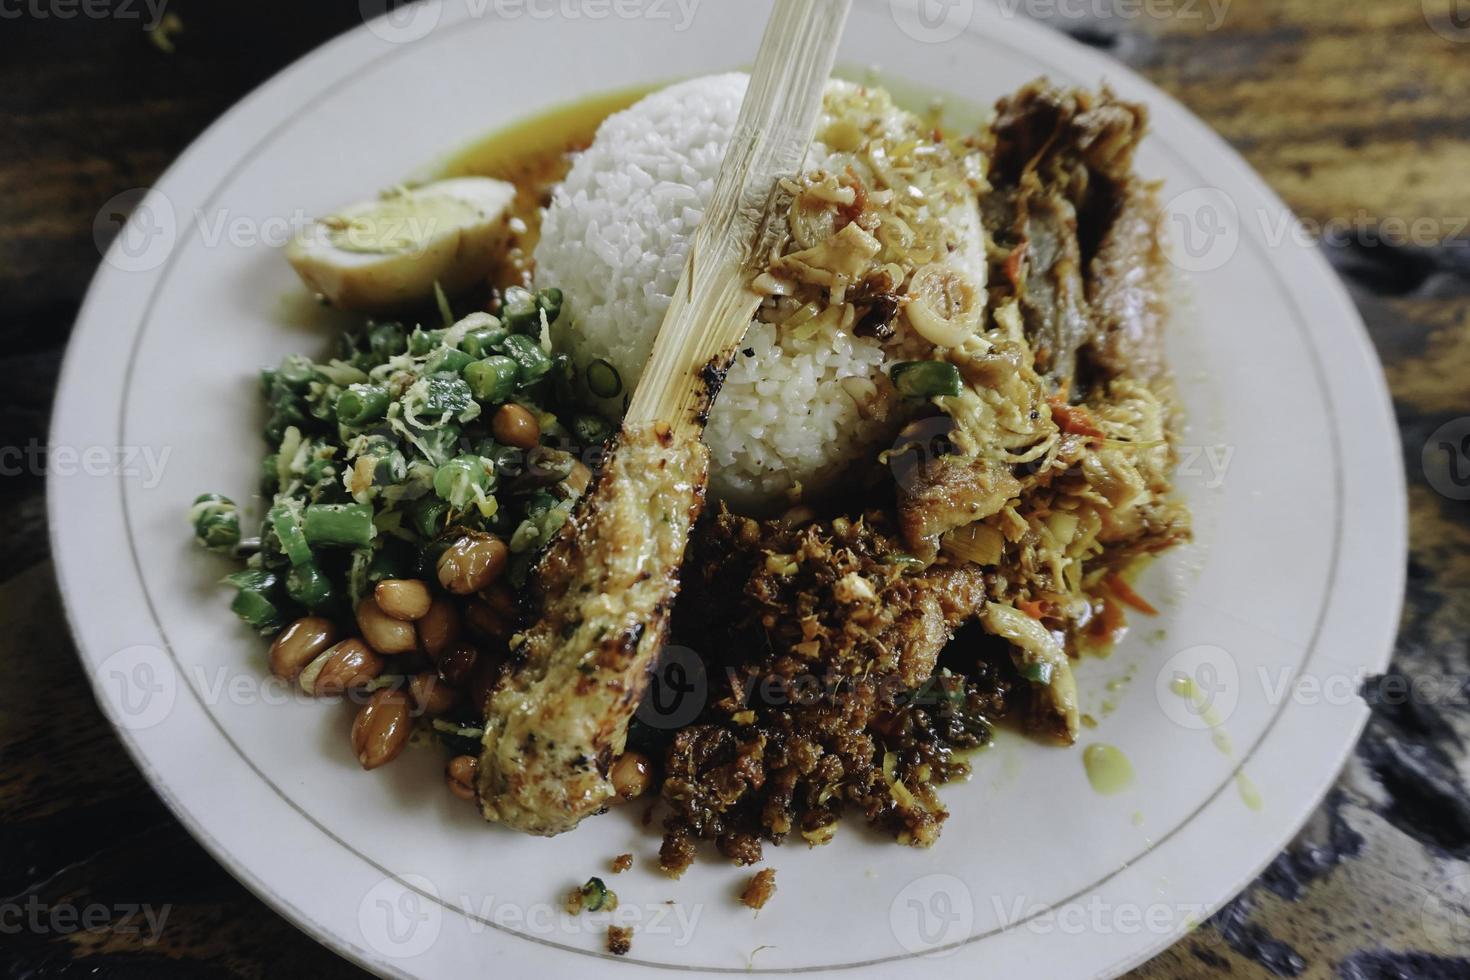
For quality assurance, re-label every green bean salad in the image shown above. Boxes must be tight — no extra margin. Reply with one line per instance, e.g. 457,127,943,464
190,285,617,636
188,286,635,780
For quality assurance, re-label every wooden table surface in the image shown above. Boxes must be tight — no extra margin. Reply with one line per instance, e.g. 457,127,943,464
4,1,1468,976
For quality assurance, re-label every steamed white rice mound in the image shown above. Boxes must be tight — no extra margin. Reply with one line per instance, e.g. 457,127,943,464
536,73,969,510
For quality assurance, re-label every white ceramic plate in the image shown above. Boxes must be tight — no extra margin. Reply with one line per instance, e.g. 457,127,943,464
50,1,1405,976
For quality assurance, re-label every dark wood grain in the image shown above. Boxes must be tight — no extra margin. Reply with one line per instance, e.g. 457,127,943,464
4,1,1467,977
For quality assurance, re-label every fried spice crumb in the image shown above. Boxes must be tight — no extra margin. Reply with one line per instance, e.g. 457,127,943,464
611,853,634,874
564,877,618,914
740,868,777,910
607,925,633,956
659,829,695,878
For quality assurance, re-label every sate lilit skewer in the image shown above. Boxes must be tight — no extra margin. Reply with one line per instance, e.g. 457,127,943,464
476,0,854,836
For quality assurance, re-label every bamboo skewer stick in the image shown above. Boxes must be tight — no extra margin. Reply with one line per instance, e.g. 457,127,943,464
624,0,853,437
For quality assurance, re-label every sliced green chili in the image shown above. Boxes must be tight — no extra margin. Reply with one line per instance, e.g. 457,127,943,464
889,360,963,398
585,358,622,399
570,413,614,446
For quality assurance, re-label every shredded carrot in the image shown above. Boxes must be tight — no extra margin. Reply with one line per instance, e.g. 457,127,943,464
1105,573,1158,616
1047,395,1105,439
1017,598,1047,620
1003,241,1029,287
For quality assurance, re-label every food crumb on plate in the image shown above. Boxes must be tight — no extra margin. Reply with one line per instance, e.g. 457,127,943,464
740,868,777,910
607,925,633,956
611,853,633,874
564,877,618,914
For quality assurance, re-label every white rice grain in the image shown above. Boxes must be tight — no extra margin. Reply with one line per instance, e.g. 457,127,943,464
536,74,917,511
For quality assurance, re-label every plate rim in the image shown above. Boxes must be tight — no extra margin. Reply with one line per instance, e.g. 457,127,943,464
49,2,1407,977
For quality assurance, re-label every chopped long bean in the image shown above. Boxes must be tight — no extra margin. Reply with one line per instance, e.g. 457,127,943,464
336,384,390,427
189,494,240,554
426,347,475,376
501,286,540,333
433,455,496,511
500,334,552,384
460,321,507,359
464,355,520,404
268,503,313,566
286,561,335,612
303,503,376,548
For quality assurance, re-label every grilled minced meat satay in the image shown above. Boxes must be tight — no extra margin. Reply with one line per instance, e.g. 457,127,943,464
475,0,850,835
476,425,709,834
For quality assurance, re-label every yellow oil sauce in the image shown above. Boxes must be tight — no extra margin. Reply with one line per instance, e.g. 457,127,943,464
1169,675,1226,729
1100,662,1139,718
1236,772,1264,812
1083,743,1136,796
432,73,992,288
436,85,654,287
1169,675,1264,813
